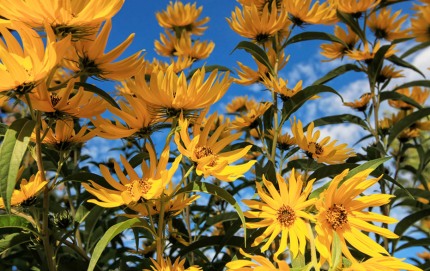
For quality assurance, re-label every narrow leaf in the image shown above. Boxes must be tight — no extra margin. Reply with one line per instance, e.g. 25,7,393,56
304,114,369,130
336,11,366,42
312,64,362,85
392,80,430,91
0,118,36,213
74,82,120,109
380,91,422,109
393,208,430,251
401,41,430,59
388,55,425,78
329,233,342,271
88,218,142,271
368,44,392,85
387,108,430,147
231,41,274,74
285,31,347,47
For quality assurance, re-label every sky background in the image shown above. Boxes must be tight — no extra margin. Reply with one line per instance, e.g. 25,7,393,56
80,0,430,263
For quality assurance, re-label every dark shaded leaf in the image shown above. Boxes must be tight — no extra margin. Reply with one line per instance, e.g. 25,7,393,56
312,64,362,85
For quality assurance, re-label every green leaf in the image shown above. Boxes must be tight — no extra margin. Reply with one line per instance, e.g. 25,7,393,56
336,11,366,42
401,41,430,59
0,215,37,236
310,157,390,199
281,85,343,125
387,108,430,147
186,65,232,80
308,163,356,181
285,31,347,47
0,118,36,213
231,41,274,74
312,64,362,85
175,181,247,241
74,82,120,109
0,123,7,136
304,114,369,130
204,212,239,227
393,208,430,251
392,80,430,91
396,237,430,252
329,232,342,271
291,252,305,269
379,91,423,109
88,218,142,271
0,232,31,253
178,236,244,257
388,55,425,78
368,44,392,86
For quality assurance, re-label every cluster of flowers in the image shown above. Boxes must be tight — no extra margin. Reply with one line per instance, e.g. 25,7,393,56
0,0,429,270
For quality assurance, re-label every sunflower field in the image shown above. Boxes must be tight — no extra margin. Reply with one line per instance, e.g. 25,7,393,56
1,0,430,270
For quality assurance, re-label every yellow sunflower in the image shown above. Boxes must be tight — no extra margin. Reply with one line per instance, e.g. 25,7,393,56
388,86,430,110
231,102,272,130
0,171,47,208
225,96,258,114
0,0,124,39
266,129,296,151
227,3,289,44
66,19,144,81
133,65,232,117
0,21,70,94
155,2,209,36
343,256,422,271
291,119,356,164
411,4,430,42
243,170,316,258
263,76,314,101
377,65,404,83
174,32,215,61
83,144,182,208
145,257,201,271
154,30,179,57
315,169,398,263
33,119,98,151
368,8,409,41
226,248,290,270
284,0,337,26
174,112,256,182
320,26,359,61
329,0,381,14
346,41,397,62
343,93,373,112
26,80,107,119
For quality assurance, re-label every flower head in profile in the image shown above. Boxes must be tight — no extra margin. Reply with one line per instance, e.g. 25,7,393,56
368,8,409,41
243,170,315,258
227,3,289,44
134,65,232,118
226,96,258,114
411,4,430,42
226,248,290,271
156,2,209,36
388,87,430,110
0,171,47,208
0,21,70,95
175,112,255,182
377,65,404,83
173,32,215,61
231,102,272,130
284,0,337,26
66,19,144,81
0,0,124,39
267,129,296,151
33,119,98,152
145,257,201,271
27,80,107,119
344,93,373,112
263,76,312,101
329,0,381,14
82,144,182,207
343,256,422,271
291,119,356,164
315,169,398,263
320,26,359,61
346,41,397,63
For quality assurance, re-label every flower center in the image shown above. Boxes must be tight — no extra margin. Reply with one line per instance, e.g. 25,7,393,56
50,93,62,107
326,203,348,230
277,205,296,227
195,145,214,159
308,142,324,155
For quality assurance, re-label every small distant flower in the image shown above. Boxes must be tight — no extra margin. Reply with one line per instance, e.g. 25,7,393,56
263,76,312,101
231,102,272,130
154,30,179,57
175,112,255,182
174,32,215,61
329,0,381,15
155,2,209,36
266,129,296,150
377,65,404,83
284,0,337,26
226,96,258,114
343,256,423,271
344,93,373,112
83,144,182,207
66,19,144,81
244,170,315,258
417,251,430,261
227,3,289,44
346,41,397,63
388,87,430,110
145,257,202,271
315,169,398,263
226,248,290,270
0,171,47,208
368,8,410,41
291,119,355,164
320,26,359,61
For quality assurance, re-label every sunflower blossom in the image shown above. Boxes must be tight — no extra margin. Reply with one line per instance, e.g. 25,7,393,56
411,4,430,42
343,256,422,271
175,112,255,182
315,169,399,263
82,144,182,208
243,169,315,258
368,8,409,41
284,0,337,26
291,119,355,164
320,26,359,61
0,171,47,208
145,257,201,271
226,248,290,271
